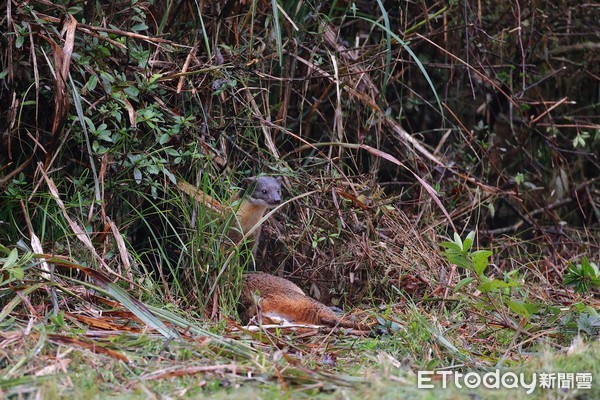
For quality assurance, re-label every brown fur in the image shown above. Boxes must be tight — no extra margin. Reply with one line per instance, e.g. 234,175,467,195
240,273,368,330
228,201,271,244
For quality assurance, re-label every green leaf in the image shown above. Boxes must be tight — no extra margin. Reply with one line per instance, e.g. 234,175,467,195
472,250,493,276
515,173,524,185
132,23,149,32
454,277,474,292
507,300,530,319
123,85,140,99
453,232,462,248
523,302,541,314
577,313,600,335
2,248,19,269
375,0,392,96
0,244,10,256
440,241,462,251
147,164,159,175
163,169,177,184
10,267,25,280
563,257,600,293
133,168,142,184
478,279,519,293
84,117,95,132
581,257,599,277
159,133,170,145
584,306,599,318
463,231,476,252
444,253,470,269
164,148,180,157
563,264,580,286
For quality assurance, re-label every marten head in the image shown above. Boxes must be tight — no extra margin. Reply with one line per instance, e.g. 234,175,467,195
246,176,282,207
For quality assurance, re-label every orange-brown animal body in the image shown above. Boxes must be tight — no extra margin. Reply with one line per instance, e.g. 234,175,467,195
240,273,367,330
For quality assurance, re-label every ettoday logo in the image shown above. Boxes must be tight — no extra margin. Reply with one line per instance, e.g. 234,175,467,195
417,369,593,394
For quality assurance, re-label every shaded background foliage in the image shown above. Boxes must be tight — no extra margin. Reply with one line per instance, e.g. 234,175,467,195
1,0,598,307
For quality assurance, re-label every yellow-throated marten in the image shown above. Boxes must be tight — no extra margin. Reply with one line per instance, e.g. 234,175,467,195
181,175,369,331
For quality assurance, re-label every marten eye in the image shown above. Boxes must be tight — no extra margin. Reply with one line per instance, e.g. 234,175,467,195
262,190,267,194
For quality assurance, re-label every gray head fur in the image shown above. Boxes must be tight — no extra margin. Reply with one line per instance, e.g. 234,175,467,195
246,176,282,207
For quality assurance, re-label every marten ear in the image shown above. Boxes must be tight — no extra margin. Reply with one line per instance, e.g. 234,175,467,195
242,176,258,186
276,176,282,183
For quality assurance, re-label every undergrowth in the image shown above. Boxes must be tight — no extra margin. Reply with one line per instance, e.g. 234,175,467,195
1,0,599,398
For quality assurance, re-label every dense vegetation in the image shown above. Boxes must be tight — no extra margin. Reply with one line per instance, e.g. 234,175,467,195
1,0,598,398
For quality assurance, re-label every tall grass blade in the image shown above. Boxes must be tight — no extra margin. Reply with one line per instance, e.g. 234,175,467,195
376,0,392,96
271,0,283,66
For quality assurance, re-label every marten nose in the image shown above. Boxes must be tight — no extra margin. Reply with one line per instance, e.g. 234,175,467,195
272,196,281,204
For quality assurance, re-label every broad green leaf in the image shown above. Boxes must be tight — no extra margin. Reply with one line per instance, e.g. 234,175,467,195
159,133,170,145
454,277,474,292
85,74,98,93
2,248,19,269
453,232,462,248
163,169,177,184
472,250,493,276
466,231,476,242
507,300,530,319
445,253,470,269
0,244,10,255
10,267,24,280
478,279,519,293
523,302,541,314
440,241,462,251
463,231,476,252
132,23,149,32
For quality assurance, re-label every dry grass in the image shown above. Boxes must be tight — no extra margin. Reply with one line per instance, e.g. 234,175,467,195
1,0,599,397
